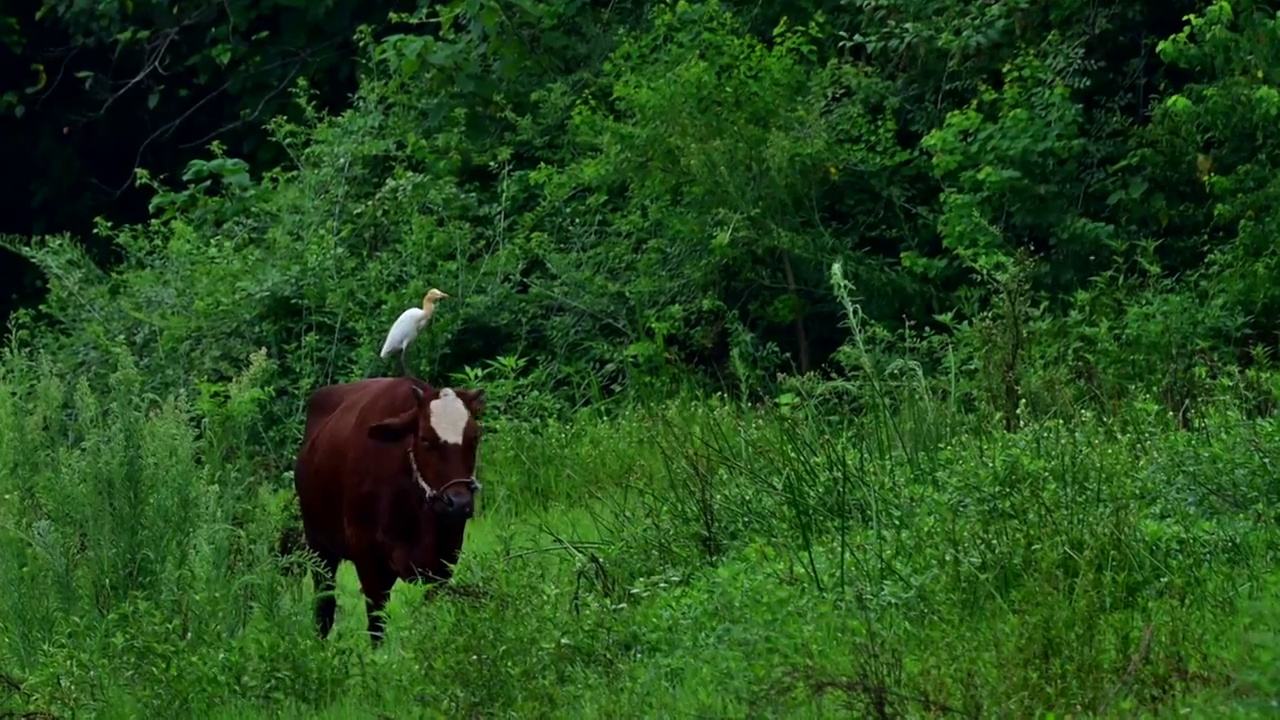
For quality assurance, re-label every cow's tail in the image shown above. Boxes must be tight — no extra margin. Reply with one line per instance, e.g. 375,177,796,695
276,516,305,572
277,523,301,561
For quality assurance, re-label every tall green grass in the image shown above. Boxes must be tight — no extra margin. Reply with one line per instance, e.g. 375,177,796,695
1,341,1279,718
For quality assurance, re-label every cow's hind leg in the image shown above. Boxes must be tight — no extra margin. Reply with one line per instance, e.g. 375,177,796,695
313,551,340,639
353,558,397,646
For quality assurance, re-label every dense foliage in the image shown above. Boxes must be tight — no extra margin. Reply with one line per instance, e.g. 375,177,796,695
4,0,1280,716
3,0,1279,415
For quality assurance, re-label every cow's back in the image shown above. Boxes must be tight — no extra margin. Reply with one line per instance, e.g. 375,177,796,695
294,377,427,557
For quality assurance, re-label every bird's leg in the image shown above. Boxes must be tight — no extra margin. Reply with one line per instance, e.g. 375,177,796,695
399,347,409,377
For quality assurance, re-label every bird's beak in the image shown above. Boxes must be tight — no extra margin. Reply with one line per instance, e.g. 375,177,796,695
439,292,451,299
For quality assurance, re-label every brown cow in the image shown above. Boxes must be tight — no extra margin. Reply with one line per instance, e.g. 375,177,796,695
292,376,486,643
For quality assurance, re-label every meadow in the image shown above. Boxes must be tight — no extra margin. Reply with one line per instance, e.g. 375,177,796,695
2,332,1279,719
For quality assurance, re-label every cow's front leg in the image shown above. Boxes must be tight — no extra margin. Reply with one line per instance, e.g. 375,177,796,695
353,557,396,646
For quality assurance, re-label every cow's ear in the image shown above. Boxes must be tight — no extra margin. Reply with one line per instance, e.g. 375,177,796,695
368,408,418,442
455,388,486,417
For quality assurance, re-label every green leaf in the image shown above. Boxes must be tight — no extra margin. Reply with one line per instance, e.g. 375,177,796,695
211,44,232,67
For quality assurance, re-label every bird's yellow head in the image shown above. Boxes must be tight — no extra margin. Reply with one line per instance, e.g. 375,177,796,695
423,288,451,309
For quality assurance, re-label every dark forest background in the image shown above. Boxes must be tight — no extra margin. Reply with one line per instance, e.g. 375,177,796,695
1,0,404,321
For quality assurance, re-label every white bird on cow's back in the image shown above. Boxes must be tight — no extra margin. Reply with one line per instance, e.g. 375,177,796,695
379,288,450,376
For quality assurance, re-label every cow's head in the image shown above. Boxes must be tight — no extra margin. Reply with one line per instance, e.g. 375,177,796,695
367,383,486,519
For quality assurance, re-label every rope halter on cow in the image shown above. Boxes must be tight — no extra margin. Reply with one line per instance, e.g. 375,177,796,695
406,448,482,504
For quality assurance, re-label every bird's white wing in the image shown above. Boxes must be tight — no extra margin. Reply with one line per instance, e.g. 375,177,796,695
380,308,425,357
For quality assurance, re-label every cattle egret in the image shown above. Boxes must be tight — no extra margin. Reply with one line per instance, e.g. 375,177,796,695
380,288,450,376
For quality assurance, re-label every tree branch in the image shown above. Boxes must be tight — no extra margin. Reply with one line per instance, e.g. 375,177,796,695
111,41,342,196
97,27,179,115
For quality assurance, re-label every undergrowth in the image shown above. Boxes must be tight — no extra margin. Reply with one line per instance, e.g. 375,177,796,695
1,331,1279,718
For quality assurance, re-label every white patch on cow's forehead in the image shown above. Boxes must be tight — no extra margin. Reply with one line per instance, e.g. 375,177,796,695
428,388,470,445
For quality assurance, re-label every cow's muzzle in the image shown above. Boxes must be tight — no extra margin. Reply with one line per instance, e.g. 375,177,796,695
434,477,481,518
406,450,482,518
